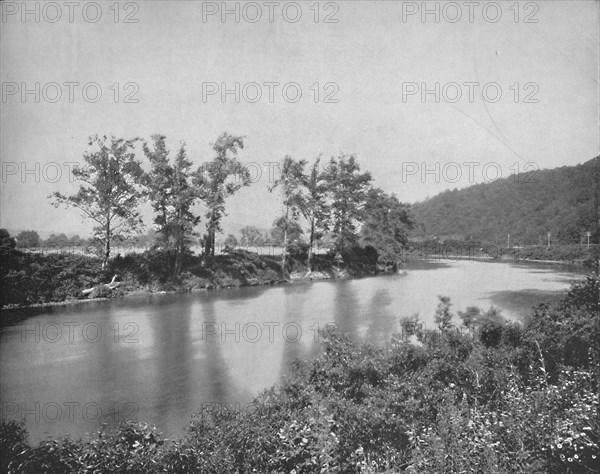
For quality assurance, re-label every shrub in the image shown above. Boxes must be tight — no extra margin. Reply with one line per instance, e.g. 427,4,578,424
341,245,379,274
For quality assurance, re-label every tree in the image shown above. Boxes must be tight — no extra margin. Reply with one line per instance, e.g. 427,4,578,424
195,133,251,265
240,226,266,247
322,154,372,253
400,313,423,340
296,157,330,271
44,233,69,248
458,306,482,332
51,135,144,268
143,135,199,276
269,156,306,275
16,230,39,248
557,212,586,244
224,234,238,247
477,307,506,347
270,216,303,246
434,295,454,332
0,229,16,254
69,234,84,245
361,187,414,269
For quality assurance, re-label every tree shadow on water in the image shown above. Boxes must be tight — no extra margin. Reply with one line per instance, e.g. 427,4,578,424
366,288,396,344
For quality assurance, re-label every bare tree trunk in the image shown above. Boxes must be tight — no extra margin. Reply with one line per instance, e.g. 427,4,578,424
174,228,182,278
103,239,110,269
282,204,289,277
204,207,216,266
203,233,211,261
174,208,185,277
307,213,315,273
102,223,111,269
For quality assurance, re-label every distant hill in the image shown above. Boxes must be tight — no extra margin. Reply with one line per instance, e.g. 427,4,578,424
410,157,599,245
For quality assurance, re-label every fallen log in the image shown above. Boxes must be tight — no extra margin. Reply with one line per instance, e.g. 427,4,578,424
82,274,121,296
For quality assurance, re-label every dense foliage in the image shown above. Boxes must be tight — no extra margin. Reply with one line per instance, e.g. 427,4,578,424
269,156,308,274
196,133,251,263
411,157,599,245
0,250,109,308
142,135,199,277
361,188,414,269
322,154,373,252
2,276,598,473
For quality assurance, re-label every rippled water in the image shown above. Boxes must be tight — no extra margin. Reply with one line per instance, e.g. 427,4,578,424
0,260,586,443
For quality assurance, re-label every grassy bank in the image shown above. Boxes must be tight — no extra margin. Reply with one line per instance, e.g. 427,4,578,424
0,245,381,311
1,276,598,473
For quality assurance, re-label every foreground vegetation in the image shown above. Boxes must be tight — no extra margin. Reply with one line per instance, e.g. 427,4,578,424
1,275,598,473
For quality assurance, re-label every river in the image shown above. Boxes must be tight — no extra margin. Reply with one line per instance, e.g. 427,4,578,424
0,259,587,443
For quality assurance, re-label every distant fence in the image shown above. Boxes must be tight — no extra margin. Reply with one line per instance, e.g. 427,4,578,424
14,242,598,263
17,244,151,257
15,242,335,258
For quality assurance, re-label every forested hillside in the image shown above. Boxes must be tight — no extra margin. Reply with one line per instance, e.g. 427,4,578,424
411,157,599,245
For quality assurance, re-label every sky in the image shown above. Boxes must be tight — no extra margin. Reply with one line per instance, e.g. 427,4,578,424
1,0,598,238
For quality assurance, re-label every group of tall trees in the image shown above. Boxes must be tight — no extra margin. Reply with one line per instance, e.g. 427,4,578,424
51,133,250,275
269,153,414,273
142,136,199,276
51,133,414,276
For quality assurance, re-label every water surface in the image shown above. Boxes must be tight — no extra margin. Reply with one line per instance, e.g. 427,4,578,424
0,260,586,442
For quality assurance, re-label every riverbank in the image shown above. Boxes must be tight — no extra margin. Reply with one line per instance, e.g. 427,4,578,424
0,246,382,313
420,245,600,268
